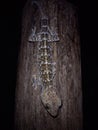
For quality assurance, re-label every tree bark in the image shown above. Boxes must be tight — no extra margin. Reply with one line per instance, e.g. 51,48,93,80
14,0,83,130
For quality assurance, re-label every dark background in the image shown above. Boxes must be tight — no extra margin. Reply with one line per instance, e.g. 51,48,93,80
0,0,97,130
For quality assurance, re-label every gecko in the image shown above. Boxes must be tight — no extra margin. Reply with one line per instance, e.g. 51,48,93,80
28,8,62,117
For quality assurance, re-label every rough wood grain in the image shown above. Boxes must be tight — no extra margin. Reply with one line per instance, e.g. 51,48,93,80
14,0,83,130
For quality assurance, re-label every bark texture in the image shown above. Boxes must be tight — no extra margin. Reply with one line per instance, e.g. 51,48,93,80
14,0,83,130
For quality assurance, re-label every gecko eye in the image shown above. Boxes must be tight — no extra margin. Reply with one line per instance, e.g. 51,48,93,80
45,104,49,110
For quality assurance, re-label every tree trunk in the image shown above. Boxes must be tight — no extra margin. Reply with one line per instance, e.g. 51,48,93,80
14,0,83,130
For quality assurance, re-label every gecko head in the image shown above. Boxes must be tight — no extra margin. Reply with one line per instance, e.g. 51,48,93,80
41,87,62,117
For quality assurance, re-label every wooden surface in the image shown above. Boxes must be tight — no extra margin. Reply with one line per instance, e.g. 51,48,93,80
14,0,83,130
